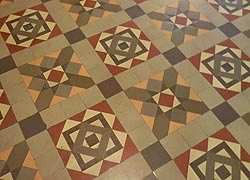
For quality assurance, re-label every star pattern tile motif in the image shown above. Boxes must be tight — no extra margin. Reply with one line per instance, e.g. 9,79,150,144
125,67,209,140
0,141,42,180
0,82,17,130
148,0,215,45
60,0,122,27
48,101,138,179
88,21,160,75
18,46,95,111
175,128,250,180
206,0,250,20
0,0,15,6
0,4,62,53
189,39,250,100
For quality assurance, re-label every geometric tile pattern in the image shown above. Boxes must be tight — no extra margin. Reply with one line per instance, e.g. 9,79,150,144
0,0,15,6
126,67,209,140
18,46,95,111
206,0,250,20
60,0,122,27
189,39,250,100
0,141,42,180
175,128,250,180
0,82,17,130
48,101,138,179
88,21,160,75
0,4,62,53
148,0,215,45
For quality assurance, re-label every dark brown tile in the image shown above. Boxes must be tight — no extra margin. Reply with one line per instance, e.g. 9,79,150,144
143,173,158,180
219,23,240,38
64,28,86,44
242,112,250,126
19,113,47,139
125,5,145,19
163,48,186,65
0,56,16,74
97,77,122,99
212,102,240,126
141,142,171,170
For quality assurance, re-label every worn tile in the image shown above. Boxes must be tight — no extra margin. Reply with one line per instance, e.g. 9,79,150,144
126,67,209,140
48,101,138,179
174,128,250,179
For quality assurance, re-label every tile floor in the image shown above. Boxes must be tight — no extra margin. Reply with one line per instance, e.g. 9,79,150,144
0,0,249,179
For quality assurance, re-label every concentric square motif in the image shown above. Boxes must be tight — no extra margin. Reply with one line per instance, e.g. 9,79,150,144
0,141,42,179
48,101,138,179
125,67,209,140
148,0,215,46
189,39,250,100
0,0,15,6
175,128,250,179
0,82,17,130
0,4,62,53
60,0,122,27
88,21,160,75
206,0,250,20
18,46,95,111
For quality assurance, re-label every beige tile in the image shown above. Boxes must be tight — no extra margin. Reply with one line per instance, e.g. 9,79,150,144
45,168,71,180
147,55,171,74
115,70,139,90
120,153,152,180
132,62,155,82
129,123,157,151
185,74,211,94
227,118,250,143
88,64,112,84
160,131,190,159
12,48,35,66
47,35,69,52
0,69,23,89
79,86,105,108
27,131,55,159
0,38,10,59
155,161,186,180
228,92,250,116
95,164,129,180
174,61,199,80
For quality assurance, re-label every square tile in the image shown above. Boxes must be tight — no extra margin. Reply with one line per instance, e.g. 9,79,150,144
163,47,186,65
141,141,171,171
174,128,250,179
148,0,215,46
242,112,250,125
97,77,122,99
19,113,47,139
64,28,86,44
125,5,145,19
212,102,240,126
243,29,250,38
60,0,122,27
0,4,62,53
206,0,250,20
18,46,95,111
0,82,17,130
0,141,43,179
0,56,16,74
125,67,209,140
88,21,160,75
48,101,138,179
219,22,241,38
189,39,250,100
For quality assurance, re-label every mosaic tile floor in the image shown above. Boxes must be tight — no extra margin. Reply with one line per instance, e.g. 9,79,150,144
0,0,249,179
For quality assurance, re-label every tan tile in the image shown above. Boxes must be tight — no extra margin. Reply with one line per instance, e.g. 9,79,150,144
228,91,250,116
115,69,140,90
155,161,186,180
147,55,171,74
132,62,155,82
12,48,35,66
120,153,152,180
160,131,190,159
5,82,31,104
0,69,23,89
45,168,71,180
88,64,112,84
27,131,55,159
94,164,129,180
79,86,105,108
174,61,199,80
48,35,69,52
129,123,157,151
40,104,67,128
0,38,10,59
227,118,250,143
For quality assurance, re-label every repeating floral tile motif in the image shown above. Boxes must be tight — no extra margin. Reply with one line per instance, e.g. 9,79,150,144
206,0,250,20
88,21,160,75
0,141,42,179
189,39,250,100
18,46,95,111
0,0,15,6
0,4,62,53
175,128,250,179
60,0,122,27
125,67,209,140
0,82,17,130
148,0,215,46
48,101,138,179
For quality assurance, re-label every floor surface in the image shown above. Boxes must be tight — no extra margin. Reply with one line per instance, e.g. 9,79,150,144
0,0,250,179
